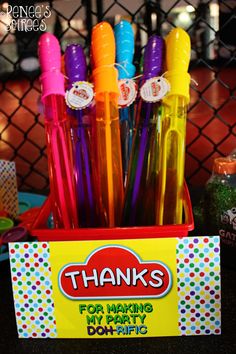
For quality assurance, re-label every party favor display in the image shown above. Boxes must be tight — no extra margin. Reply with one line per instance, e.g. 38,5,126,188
6,21,222,342
34,22,195,230
9,236,221,339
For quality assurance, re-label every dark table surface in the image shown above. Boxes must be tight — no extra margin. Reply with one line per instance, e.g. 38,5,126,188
1,257,236,354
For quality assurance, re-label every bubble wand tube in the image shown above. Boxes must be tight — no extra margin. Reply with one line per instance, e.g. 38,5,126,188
65,45,96,227
38,33,78,229
123,35,164,226
114,20,136,186
156,28,191,225
91,22,124,227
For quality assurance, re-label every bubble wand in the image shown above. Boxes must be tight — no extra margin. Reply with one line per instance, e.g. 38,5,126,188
156,28,191,225
38,33,78,229
65,44,96,227
123,35,164,226
114,20,136,186
91,22,124,227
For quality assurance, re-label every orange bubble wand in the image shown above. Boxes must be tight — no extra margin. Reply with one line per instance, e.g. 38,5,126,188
91,22,124,227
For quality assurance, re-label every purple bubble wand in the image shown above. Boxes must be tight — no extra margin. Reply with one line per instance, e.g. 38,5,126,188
123,35,164,225
65,45,95,227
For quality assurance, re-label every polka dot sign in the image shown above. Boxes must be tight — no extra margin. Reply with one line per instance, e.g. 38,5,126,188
177,236,221,336
9,242,57,338
9,237,221,338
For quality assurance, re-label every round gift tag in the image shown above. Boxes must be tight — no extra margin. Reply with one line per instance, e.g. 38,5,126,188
118,79,137,108
140,76,170,103
65,81,94,110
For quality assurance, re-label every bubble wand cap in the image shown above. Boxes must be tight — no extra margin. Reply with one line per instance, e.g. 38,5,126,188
114,20,136,79
65,44,87,86
164,28,191,102
38,32,65,101
91,22,119,95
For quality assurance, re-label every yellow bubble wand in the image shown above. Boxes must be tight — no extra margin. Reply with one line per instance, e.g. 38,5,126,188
156,28,191,225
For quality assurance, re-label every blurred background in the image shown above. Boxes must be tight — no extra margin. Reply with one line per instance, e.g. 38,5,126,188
0,0,235,192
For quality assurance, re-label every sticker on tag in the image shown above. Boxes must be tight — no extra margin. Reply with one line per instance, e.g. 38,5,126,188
65,81,94,110
140,77,170,103
118,79,137,108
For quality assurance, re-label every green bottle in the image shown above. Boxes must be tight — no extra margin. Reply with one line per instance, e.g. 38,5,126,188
204,156,236,268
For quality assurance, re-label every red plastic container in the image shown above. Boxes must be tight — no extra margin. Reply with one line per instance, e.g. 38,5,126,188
30,182,194,242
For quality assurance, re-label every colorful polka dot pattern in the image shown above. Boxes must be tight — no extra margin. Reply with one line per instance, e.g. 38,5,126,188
177,236,221,336
9,242,57,338
9,238,221,338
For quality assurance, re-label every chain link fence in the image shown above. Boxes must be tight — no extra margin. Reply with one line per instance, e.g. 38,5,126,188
0,0,235,191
